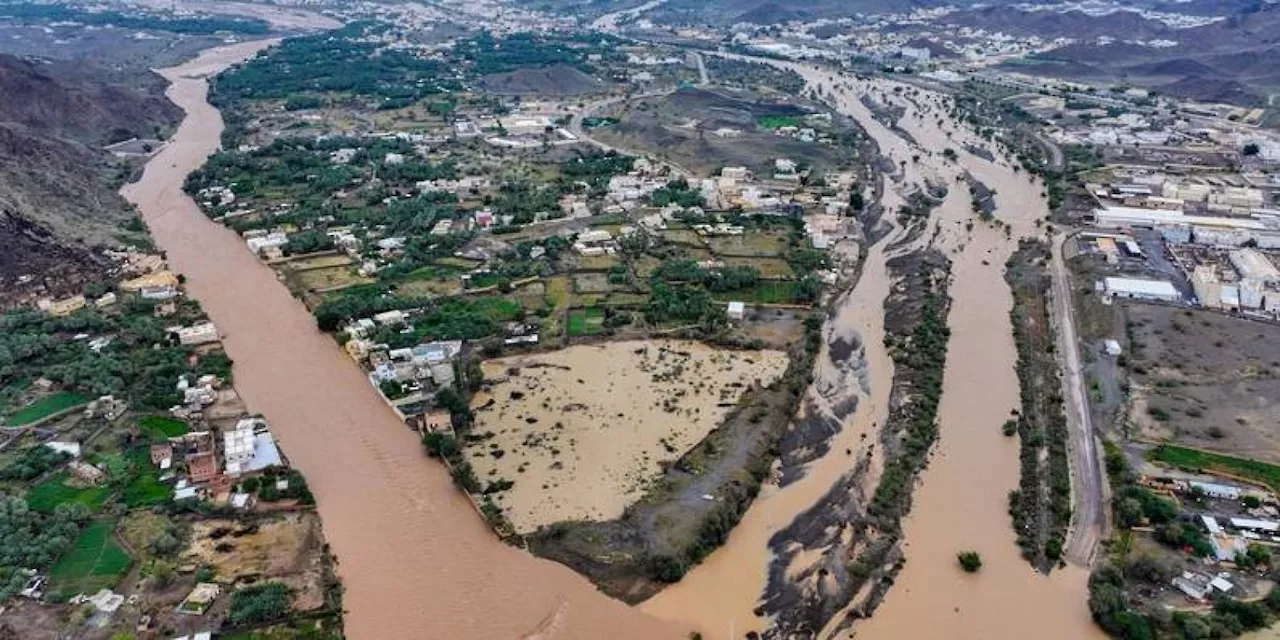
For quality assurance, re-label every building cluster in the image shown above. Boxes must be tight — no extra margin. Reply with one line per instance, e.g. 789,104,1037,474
340,310,471,422
698,164,861,216
1083,167,1280,317
148,415,283,506
1135,475,1279,603
35,260,181,318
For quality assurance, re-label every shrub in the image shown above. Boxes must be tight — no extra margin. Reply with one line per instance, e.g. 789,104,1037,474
228,582,292,626
957,551,982,572
646,554,687,583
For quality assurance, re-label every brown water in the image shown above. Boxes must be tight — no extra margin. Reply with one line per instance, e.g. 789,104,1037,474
645,57,1106,639
848,76,1101,639
122,41,684,640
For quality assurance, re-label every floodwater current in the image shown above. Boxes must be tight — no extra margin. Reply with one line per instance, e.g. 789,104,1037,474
643,59,1107,639
124,34,1108,640
121,41,684,640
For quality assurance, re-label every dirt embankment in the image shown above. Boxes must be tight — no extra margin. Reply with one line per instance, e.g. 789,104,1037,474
1006,239,1072,572
758,248,952,638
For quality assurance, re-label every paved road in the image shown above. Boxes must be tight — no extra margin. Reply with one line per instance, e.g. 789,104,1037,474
1034,131,1065,171
1051,231,1107,566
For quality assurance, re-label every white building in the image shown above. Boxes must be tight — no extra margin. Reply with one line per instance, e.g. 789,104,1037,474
1229,249,1280,286
245,231,289,256
1191,481,1241,500
223,417,281,477
1103,339,1123,356
177,322,219,346
373,310,408,326
1230,517,1280,534
1102,277,1180,303
726,301,745,321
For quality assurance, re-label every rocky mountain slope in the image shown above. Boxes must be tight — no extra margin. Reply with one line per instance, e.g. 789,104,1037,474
0,54,182,305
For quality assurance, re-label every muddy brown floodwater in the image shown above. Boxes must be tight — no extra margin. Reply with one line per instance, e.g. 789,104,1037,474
846,74,1101,640
122,41,684,640
644,55,1107,640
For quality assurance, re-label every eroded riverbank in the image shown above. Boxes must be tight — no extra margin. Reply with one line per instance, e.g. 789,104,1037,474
122,41,684,640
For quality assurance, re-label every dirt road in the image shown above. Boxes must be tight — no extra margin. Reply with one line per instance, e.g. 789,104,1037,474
1051,231,1108,566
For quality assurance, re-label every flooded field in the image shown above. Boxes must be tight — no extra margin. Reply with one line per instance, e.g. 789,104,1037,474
471,340,788,532
122,41,684,640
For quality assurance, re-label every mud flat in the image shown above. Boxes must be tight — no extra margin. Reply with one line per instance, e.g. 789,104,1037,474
471,340,788,533
122,41,684,640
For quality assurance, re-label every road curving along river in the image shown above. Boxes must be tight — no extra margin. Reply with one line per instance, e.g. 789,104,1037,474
121,40,685,640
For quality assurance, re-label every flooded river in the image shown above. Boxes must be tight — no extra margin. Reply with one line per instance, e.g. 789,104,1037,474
125,29,1108,638
122,41,683,640
643,56,1107,639
846,76,1101,640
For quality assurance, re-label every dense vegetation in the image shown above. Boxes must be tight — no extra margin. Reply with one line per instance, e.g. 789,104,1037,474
870,275,951,520
0,3,270,34
649,179,705,208
0,497,91,600
1149,445,1280,495
229,582,294,626
0,446,69,482
454,31,624,75
1005,240,1071,569
0,303,233,411
213,22,459,107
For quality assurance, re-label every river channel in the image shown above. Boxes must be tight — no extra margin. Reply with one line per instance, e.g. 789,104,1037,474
644,59,1106,639
121,41,683,640
124,32,1107,640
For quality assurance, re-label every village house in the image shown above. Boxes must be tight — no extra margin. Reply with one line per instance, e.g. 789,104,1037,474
45,441,82,458
423,409,452,434
140,284,180,300
726,301,746,321
178,583,221,616
245,230,289,256
84,395,128,421
38,295,87,317
223,416,282,477
176,322,219,346
187,452,219,484
151,442,174,469
119,271,179,294
68,461,105,486
171,432,219,483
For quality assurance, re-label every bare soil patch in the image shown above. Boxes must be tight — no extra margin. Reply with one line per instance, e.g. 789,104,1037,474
1126,305,1280,464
